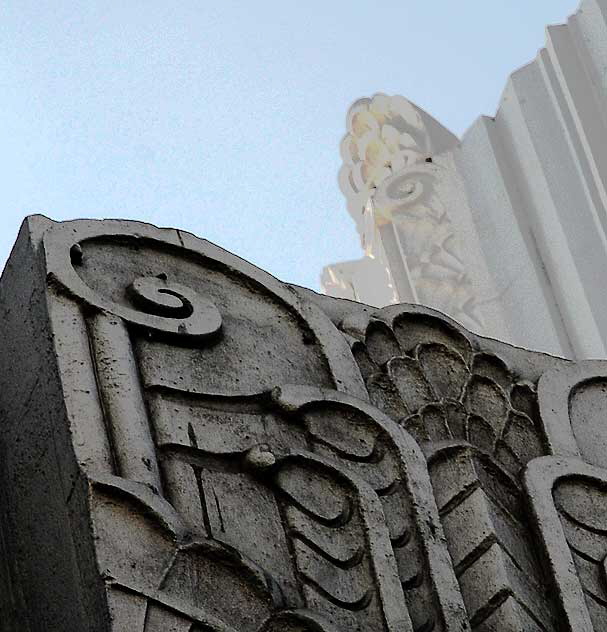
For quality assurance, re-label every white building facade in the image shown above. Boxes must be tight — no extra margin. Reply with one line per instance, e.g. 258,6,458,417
322,0,607,360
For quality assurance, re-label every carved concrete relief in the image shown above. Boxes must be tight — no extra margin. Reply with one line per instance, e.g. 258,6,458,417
525,458,607,632
340,306,548,476
329,0,607,360
271,386,466,632
4,215,607,631
336,94,482,331
336,303,562,630
39,217,470,631
537,360,607,467
338,94,436,229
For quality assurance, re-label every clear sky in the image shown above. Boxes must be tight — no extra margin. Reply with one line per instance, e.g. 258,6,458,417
1,0,580,290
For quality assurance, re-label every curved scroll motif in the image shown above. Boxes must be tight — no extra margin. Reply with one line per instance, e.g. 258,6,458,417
260,609,338,632
42,219,412,632
126,274,222,337
538,360,607,466
337,93,481,330
43,218,367,400
34,216,582,632
90,474,280,632
523,457,607,632
338,94,434,226
271,385,468,632
60,249,222,341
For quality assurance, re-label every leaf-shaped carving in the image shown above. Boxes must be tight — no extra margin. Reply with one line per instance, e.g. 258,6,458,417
344,306,550,476
471,354,511,392
366,372,408,420
365,321,401,366
463,377,509,438
500,412,544,476
387,356,435,414
271,386,469,632
510,382,539,420
389,312,472,362
417,343,469,401
466,415,496,452
270,450,411,632
524,457,607,632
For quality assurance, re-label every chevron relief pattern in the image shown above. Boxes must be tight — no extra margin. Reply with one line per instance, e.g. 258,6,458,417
339,308,558,630
270,451,410,632
554,478,607,629
10,215,603,631
427,445,555,631
272,386,468,632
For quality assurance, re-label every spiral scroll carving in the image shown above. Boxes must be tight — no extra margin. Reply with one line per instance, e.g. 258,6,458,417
126,274,222,338
338,93,483,330
52,237,223,339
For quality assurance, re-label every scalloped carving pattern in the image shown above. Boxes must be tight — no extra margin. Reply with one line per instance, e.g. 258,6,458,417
344,310,557,630
351,313,546,475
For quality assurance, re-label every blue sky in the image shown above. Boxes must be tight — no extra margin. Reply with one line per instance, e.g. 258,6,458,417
1,1,579,289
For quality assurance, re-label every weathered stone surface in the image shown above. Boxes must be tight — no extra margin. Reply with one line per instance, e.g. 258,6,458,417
0,215,606,630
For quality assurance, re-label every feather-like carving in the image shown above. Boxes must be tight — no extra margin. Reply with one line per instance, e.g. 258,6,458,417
337,94,482,328
342,308,555,630
525,458,607,632
348,310,548,477
269,450,411,632
427,445,556,631
272,386,469,632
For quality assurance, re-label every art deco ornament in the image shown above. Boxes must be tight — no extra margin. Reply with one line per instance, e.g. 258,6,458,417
0,216,605,631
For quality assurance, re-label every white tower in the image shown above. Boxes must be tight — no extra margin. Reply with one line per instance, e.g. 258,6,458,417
323,0,607,360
